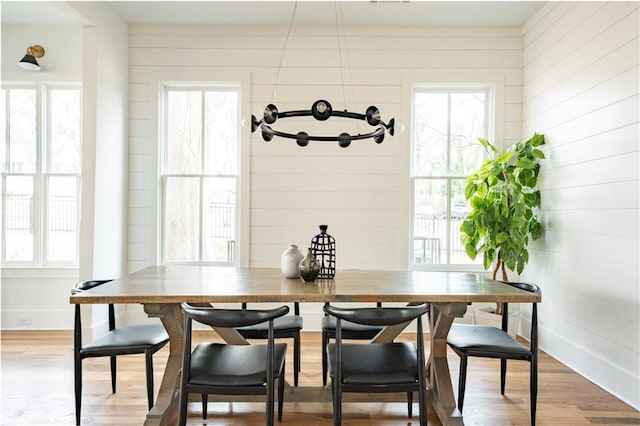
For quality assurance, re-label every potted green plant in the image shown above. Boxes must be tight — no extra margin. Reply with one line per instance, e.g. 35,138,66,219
460,133,545,318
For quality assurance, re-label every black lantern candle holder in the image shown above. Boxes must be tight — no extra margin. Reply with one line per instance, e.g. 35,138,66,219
310,225,335,279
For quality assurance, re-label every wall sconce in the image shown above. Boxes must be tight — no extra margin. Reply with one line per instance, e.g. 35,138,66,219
18,45,45,71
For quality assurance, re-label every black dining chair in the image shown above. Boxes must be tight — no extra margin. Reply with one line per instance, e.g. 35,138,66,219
236,302,302,386
320,301,384,386
324,303,430,426
72,280,169,426
179,303,289,426
446,281,541,425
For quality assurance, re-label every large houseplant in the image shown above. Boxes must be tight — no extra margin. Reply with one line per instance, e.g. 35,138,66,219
460,133,545,315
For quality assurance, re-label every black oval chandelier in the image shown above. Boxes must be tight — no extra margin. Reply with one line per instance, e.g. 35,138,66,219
250,99,395,148
249,3,396,149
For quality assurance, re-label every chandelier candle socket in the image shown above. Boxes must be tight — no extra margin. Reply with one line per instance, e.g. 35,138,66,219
250,99,395,148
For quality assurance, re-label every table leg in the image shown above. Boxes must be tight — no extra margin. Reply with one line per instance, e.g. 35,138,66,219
429,302,467,426
143,303,183,426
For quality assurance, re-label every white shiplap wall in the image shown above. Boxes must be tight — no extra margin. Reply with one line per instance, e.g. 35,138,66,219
126,24,523,274
522,2,639,409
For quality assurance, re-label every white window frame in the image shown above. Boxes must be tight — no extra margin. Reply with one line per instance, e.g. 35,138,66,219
1,82,82,268
409,83,496,272
159,83,241,266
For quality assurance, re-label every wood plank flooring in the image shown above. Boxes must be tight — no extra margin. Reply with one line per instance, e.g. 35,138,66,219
1,330,638,425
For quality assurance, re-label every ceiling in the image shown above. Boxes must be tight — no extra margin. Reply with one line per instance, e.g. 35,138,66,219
2,1,546,27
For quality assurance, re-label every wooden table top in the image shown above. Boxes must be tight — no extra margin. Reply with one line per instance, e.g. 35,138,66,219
70,266,541,305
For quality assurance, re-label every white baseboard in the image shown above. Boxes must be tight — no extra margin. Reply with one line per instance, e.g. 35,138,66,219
2,309,74,330
538,323,640,410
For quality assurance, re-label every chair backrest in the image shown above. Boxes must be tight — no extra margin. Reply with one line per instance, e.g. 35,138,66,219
181,303,290,329
324,303,429,389
323,304,429,327
72,279,114,351
500,281,541,350
71,279,113,295
241,302,300,316
322,301,382,317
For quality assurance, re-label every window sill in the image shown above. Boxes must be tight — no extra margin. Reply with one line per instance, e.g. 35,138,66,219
0,267,79,279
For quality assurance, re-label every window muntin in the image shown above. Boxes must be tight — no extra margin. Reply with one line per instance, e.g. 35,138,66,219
1,83,81,266
411,89,488,269
162,86,239,264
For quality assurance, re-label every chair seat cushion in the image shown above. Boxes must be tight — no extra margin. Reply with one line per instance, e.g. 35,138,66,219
189,343,287,387
237,315,302,333
82,324,169,353
321,316,384,335
327,342,418,385
447,324,531,358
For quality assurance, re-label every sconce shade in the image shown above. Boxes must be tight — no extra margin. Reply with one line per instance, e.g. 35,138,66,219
18,45,45,71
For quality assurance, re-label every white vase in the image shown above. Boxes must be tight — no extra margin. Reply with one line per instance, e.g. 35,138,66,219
281,244,304,278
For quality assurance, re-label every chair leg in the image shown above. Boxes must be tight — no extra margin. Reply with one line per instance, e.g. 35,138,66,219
407,391,413,418
458,355,468,412
322,332,329,387
419,381,427,426
178,388,188,426
500,358,507,395
110,355,117,394
266,364,276,426
145,350,154,409
294,333,300,386
531,358,538,425
74,356,82,425
278,363,286,422
201,394,208,419
329,379,341,426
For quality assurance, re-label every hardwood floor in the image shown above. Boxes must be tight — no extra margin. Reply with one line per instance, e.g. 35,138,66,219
1,330,638,425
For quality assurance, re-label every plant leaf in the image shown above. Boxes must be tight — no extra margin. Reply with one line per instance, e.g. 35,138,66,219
478,137,498,153
532,148,546,159
516,158,536,169
529,133,545,147
497,151,514,164
531,221,543,240
464,182,477,200
465,243,477,260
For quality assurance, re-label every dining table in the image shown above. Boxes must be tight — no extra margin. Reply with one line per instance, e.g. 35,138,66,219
69,265,541,426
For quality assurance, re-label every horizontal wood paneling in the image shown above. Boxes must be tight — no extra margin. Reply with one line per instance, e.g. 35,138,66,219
524,40,639,119
547,123,638,166
126,24,522,307
522,2,640,409
540,180,638,211
524,4,639,102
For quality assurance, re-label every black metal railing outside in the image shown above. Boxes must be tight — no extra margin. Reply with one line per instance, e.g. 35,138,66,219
5,194,77,233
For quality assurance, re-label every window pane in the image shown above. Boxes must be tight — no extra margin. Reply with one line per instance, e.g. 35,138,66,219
202,177,236,262
49,89,81,173
412,88,487,268
413,92,448,176
204,91,238,175
450,92,486,176
167,91,202,174
4,176,34,261
9,89,36,173
413,179,446,264
1,89,6,170
450,179,477,265
165,177,200,262
47,176,78,261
